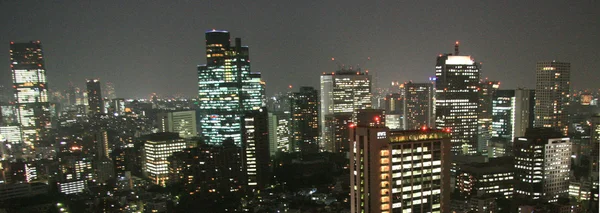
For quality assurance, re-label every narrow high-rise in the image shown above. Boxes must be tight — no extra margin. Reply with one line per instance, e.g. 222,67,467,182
403,82,434,130
10,41,51,146
290,87,319,153
86,79,103,116
320,69,372,152
197,30,265,146
435,42,480,155
534,61,570,136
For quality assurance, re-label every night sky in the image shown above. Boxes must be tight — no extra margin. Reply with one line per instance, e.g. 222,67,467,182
1,1,598,98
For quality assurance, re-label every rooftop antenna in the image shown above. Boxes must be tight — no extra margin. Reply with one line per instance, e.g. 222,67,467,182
454,41,460,55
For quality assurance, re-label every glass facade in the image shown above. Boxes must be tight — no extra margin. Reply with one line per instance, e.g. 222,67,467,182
10,41,51,146
198,30,265,146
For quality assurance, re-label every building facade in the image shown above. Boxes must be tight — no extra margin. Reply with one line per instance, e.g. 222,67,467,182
320,69,372,152
404,82,434,130
157,110,197,139
143,132,188,186
290,87,319,152
197,30,265,146
350,110,451,213
86,79,103,116
435,44,480,155
534,61,570,136
10,41,51,146
514,128,571,203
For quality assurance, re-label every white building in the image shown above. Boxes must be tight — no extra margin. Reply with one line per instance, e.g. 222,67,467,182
157,110,197,139
143,132,188,186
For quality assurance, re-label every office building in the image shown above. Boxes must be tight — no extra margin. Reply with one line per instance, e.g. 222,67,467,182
104,82,116,100
349,110,451,213
591,114,600,209
242,108,270,189
435,42,480,154
57,153,94,194
534,61,570,136
143,132,188,186
0,125,22,144
477,80,500,153
320,69,372,152
169,141,244,194
86,79,103,116
198,30,265,146
455,157,515,199
267,112,277,156
290,87,319,152
10,41,51,146
111,98,126,115
491,90,515,141
276,113,291,153
404,82,434,130
514,128,571,203
157,110,197,139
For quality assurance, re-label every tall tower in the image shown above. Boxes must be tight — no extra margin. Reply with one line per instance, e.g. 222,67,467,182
198,30,265,146
86,79,103,116
534,61,570,136
320,69,372,152
290,87,319,153
435,43,480,155
10,41,51,146
403,81,434,130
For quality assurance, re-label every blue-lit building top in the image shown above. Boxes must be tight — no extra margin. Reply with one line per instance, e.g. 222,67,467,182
197,30,265,146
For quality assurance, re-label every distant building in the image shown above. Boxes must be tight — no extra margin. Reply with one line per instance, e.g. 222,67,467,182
242,108,270,189
57,153,94,194
534,61,570,136
157,110,197,138
435,42,481,155
142,132,188,186
267,112,278,156
197,30,265,146
350,109,451,213
403,82,434,130
86,79,104,116
455,157,515,199
320,69,372,152
514,128,571,203
10,41,51,146
290,87,319,153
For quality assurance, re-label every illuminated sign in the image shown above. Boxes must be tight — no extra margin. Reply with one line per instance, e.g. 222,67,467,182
377,132,387,139
389,132,449,143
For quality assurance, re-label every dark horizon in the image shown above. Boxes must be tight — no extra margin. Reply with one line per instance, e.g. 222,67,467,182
1,1,598,98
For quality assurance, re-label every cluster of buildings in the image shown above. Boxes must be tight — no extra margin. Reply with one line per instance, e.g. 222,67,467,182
0,30,598,213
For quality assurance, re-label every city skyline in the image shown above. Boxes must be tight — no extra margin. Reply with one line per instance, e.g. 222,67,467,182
1,1,599,98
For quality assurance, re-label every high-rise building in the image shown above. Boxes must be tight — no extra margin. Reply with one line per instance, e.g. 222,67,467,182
157,110,197,139
590,115,600,209
242,108,270,189
86,79,103,116
455,156,515,199
10,41,51,146
435,42,480,155
477,80,500,154
349,110,451,213
534,61,570,136
404,82,434,130
197,30,265,146
513,89,535,138
491,90,515,141
514,128,571,203
290,87,319,153
267,112,278,157
320,69,372,152
143,132,188,186
57,153,94,194
104,82,116,100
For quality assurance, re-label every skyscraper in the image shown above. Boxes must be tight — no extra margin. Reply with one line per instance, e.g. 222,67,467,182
197,30,265,146
320,69,372,152
10,41,51,146
143,132,188,186
157,110,197,139
86,79,103,116
104,82,116,100
534,61,570,136
290,87,319,153
514,128,571,203
242,108,270,189
404,82,434,130
435,42,480,155
349,110,451,213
